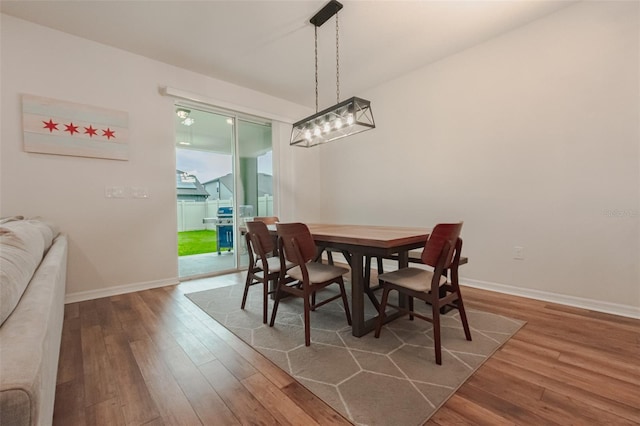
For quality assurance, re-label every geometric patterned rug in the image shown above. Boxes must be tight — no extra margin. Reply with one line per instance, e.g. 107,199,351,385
186,282,524,425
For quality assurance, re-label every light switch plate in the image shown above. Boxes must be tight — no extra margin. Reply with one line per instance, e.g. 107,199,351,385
105,186,125,198
131,186,149,199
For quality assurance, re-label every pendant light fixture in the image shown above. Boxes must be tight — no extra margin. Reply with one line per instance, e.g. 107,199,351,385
290,0,375,147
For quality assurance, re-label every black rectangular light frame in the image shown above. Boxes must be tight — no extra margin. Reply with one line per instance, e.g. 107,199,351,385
290,96,375,147
310,0,343,27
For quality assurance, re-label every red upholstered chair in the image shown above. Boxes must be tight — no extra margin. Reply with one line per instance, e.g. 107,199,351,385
242,220,292,323
270,223,352,346
374,222,471,365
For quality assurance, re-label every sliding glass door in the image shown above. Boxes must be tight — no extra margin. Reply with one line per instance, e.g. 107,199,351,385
175,105,272,279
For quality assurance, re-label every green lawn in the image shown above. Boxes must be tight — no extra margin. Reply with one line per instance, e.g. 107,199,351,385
177,230,217,256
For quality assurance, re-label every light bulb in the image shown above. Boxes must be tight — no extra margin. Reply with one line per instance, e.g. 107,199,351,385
304,130,312,140
346,113,354,126
323,122,331,133
313,126,321,137
335,118,343,129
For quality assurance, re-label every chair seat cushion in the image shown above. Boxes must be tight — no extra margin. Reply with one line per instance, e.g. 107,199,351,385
256,256,292,273
378,267,447,292
288,262,348,283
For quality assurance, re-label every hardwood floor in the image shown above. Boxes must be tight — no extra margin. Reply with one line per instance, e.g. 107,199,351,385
54,272,640,425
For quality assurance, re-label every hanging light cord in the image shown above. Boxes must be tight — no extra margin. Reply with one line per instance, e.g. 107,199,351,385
336,12,340,104
312,8,340,113
314,25,319,114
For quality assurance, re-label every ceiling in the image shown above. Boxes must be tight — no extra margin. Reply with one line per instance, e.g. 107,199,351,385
2,0,575,109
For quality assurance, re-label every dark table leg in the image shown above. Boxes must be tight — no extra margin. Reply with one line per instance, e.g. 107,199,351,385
350,252,366,337
352,250,413,337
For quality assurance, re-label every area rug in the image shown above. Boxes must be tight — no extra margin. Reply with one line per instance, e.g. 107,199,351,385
186,282,524,425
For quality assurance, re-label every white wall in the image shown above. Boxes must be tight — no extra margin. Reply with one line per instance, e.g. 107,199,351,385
318,1,639,315
0,14,319,299
275,121,323,224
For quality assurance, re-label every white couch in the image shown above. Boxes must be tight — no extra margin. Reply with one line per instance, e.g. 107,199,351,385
0,217,67,426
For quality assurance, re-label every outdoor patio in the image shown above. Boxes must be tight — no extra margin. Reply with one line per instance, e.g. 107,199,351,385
179,251,248,278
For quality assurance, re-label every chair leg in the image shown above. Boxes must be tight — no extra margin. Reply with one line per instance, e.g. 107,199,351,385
241,273,252,309
262,279,269,324
374,287,390,338
408,296,414,320
303,293,311,346
337,278,352,325
269,282,282,327
432,302,442,365
456,291,472,341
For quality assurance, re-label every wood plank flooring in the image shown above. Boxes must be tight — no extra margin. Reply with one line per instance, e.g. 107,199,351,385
54,272,640,425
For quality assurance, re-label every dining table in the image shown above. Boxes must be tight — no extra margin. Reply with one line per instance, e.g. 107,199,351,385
262,223,431,337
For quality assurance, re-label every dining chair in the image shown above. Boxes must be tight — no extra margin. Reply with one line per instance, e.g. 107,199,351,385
270,222,352,346
252,216,281,257
374,222,471,365
241,220,292,323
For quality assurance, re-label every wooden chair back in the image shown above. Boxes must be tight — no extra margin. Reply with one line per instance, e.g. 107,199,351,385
276,222,316,266
421,222,463,269
270,222,352,346
246,220,275,254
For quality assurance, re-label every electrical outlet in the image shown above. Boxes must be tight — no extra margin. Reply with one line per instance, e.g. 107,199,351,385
513,246,525,260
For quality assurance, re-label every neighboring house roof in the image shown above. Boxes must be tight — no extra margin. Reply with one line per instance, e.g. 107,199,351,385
176,170,210,198
203,173,234,196
203,172,273,196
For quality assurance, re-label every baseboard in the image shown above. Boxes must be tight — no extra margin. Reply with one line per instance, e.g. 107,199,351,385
461,277,640,320
64,270,639,320
64,277,180,304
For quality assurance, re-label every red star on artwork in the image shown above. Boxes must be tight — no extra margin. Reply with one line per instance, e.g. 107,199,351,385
102,128,116,140
64,122,79,135
84,125,98,137
42,119,59,133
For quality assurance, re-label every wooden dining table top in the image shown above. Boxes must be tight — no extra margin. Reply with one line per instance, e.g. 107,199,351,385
303,223,431,249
